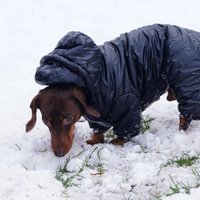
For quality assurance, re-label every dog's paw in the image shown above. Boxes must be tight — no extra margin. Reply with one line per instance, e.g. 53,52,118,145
86,133,104,145
179,115,191,131
166,88,176,101
110,137,127,145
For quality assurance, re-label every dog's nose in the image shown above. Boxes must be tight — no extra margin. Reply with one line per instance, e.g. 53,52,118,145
54,151,66,157
53,145,68,157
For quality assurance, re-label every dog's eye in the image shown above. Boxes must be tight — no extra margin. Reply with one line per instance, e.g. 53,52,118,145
42,118,52,127
63,115,74,126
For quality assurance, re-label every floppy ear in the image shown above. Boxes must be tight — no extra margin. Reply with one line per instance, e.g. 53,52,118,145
71,87,101,118
26,94,40,132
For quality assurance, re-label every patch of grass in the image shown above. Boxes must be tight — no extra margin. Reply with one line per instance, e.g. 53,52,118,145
164,153,199,168
192,169,200,187
96,148,106,176
167,175,191,196
55,148,98,188
90,148,106,176
104,115,155,139
105,128,115,139
55,147,106,189
158,152,199,174
156,154,200,199
140,115,155,133
165,169,200,198
55,149,86,188
154,195,162,200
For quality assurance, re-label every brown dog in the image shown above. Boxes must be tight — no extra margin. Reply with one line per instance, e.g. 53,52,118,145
26,86,100,157
26,86,189,157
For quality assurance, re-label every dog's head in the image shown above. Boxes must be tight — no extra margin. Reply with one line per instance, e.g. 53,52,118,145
26,86,100,157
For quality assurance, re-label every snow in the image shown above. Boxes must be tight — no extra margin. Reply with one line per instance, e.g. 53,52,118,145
1,0,200,199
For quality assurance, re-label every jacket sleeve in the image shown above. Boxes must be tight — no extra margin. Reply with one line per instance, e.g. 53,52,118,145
83,115,111,133
87,121,111,133
110,94,142,139
166,29,200,119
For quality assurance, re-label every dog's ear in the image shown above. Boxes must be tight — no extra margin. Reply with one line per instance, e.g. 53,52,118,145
71,87,101,118
26,94,40,132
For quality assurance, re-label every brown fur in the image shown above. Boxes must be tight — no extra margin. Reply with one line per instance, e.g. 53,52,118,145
26,86,100,157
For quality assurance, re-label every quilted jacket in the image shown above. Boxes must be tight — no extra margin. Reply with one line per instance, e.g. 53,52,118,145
35,24,200,138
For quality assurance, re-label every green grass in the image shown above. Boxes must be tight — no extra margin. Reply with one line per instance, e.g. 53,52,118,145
140,115,155,133
156,153,200,198
55,147,106,189
167,175,191,196
165,169,200,197
96,148,106,176
55,149,86,188
105,115,155,139
192,169,200,188
105,128,115,139
87,148,106,176
164,153,199,168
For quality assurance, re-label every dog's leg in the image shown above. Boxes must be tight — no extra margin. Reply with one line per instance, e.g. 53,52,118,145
166,88,176,101
110,137,127,145
179,115,191,131
86,132,104,145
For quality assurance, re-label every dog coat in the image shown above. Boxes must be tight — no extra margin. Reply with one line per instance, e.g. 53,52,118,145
35,24,200,138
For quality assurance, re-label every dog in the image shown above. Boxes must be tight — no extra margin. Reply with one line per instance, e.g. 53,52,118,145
27,24,200,156
26,86,186,157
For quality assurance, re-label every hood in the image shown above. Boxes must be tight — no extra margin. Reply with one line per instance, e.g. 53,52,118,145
35,31,104,93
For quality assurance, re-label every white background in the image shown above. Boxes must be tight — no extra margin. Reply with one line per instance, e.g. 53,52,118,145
1,0,200,199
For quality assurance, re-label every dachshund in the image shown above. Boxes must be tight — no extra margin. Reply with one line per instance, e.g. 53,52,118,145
26,86,188,157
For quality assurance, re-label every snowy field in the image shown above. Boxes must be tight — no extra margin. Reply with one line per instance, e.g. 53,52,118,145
1,0,200,199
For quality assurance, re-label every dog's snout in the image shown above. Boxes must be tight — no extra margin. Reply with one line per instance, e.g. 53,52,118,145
51,125,75,157
53,144,68,157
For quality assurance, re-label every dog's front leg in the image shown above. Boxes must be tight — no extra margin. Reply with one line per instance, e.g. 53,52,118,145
110,137,127,145
166,88,176,101
179,115,192,131
86,132,104,145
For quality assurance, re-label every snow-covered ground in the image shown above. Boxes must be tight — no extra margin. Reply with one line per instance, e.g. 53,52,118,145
1,0,200,199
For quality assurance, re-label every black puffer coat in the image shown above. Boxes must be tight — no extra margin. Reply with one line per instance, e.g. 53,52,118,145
35,24,200,138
